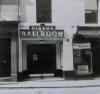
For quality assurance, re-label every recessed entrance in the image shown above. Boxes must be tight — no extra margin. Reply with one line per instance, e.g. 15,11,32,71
27,44,56,75
0,38,11,77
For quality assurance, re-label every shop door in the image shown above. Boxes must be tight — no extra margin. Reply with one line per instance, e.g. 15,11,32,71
92,40,100,74
27,44,56,74
0,39,11,77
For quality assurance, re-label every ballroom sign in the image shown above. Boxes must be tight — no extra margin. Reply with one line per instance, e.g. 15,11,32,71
20,24,64,38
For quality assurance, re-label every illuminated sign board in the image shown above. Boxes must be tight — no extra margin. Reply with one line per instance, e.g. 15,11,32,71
20,24,64,38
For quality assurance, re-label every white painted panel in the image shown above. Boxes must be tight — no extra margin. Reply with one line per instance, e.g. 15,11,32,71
20,0,36,24
52,0,85,26
98,0,100,24
85,0,97,10
26,6,36,24
62,39,73,71
1,5,18,21
11,39,17,74
19,0,85,25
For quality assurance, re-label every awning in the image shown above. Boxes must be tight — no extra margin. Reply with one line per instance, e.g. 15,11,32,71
77,26,100,38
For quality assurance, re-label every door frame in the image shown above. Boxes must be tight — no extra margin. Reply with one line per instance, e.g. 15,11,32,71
22,40,62,75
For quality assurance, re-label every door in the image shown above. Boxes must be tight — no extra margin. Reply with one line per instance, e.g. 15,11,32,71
0,38,11,77
92,40,100,75
27,44,56,74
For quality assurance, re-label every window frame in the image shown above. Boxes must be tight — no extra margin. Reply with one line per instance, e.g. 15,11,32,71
85,0,98,24
36,0,52,23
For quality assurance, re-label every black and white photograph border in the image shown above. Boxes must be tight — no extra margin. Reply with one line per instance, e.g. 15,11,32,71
0,0,100,94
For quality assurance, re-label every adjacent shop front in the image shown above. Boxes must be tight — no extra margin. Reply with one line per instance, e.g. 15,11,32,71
0,22,18,81
73,26,100,76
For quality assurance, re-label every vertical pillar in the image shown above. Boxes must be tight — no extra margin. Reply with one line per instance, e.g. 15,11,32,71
11,38,18,81
22,42,29,79
98,0,100,24
62,38,74,79
18,39,22,73
55,41,63,77
56,41,61,69
17,38,23,81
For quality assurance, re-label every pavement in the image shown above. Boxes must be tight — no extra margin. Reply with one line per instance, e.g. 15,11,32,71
0,77,100,94
0,77,100,88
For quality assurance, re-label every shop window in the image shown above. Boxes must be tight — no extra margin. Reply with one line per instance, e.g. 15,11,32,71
73,43,93,75
36,0,52,23
85,0,98,23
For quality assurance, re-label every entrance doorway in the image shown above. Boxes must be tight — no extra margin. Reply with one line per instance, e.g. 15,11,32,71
92,40,100,75
27,44,56,75
0,38,11,77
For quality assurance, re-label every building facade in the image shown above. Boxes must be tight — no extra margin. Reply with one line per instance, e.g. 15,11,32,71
0,0,100,81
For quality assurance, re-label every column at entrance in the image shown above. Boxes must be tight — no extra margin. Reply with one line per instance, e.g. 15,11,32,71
11,38,18,81
17,39,28,81
62,38,74,79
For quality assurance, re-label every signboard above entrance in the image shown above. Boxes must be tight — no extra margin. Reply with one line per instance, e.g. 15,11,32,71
77,26,100,38
20,24,64,38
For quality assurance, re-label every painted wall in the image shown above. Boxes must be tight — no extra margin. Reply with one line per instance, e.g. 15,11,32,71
19,0,84,71
19,0,36,24
98,0,100,24
0,0,18,21
62,26,76,71
52,0,85,26
19,0,85,26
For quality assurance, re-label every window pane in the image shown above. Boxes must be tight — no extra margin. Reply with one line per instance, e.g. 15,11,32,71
85,11,97,23
36,0,51,23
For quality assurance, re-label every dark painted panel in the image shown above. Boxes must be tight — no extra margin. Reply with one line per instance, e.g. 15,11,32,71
0,38,11,77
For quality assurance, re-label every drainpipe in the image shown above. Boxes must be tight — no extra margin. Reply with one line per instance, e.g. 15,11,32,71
97,0,99,23
0,0,1,19
18,0,20,21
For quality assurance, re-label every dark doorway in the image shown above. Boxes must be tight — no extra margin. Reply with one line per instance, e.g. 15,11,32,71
27,44,56,74
92,40,100,75
0,38,11,77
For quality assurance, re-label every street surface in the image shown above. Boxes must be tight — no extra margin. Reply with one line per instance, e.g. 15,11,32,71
0,87,100,94
0,78,100,94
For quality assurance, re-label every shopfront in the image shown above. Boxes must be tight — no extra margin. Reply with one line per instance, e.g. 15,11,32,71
73,26,100,76
18,24,64,80
0,22,18,81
